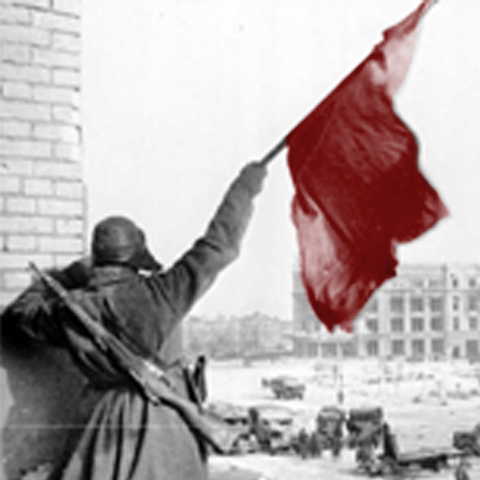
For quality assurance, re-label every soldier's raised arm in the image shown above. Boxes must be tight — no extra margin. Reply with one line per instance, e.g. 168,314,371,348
150,161,267,323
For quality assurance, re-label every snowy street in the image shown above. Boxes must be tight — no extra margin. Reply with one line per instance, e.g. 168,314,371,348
206,358,480,480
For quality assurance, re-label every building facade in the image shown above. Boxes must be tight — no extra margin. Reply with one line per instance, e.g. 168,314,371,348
183,312,293,360
1,1,85,477
1,0,85,306
292,264,480,362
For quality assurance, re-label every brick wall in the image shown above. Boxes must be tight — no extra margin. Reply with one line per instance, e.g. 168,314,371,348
0,0,85,302
1,0,86,478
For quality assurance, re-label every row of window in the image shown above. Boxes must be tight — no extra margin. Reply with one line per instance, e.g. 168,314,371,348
302,312,479,335
451,276,479,289
364,316,479,333
365,295,480,314
387,339,444,356
391,276,478,290
364,338,480,358
321,339,480,358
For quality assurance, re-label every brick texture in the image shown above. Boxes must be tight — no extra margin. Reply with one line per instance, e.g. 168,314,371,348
1,1,86,478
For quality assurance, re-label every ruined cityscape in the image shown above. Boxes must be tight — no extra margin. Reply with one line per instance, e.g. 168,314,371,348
185,263,480,364
184,264,480,479
1,0,479,479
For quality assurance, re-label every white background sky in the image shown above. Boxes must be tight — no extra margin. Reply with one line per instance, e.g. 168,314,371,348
82,0,480,320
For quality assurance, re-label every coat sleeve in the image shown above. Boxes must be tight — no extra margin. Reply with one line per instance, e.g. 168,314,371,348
0,258,92,345
149,162,267,329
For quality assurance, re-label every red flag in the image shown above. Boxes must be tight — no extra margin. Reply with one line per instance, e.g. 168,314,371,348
287,0,448,332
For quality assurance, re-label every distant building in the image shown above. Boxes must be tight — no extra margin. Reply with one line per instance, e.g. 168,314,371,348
292,264,480,362
183,312,293,360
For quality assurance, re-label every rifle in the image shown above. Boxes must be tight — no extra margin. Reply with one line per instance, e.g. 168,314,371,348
29,262,236,453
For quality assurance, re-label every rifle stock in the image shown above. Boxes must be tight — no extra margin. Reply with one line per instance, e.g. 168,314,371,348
29,262,236,453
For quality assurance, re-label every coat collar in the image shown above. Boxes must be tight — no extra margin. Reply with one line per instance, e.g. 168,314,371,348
89,265,137,288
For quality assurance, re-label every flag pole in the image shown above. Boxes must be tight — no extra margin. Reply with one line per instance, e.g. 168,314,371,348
259,138,287,167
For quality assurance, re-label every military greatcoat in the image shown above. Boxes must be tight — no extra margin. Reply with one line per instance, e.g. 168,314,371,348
4,163,266,480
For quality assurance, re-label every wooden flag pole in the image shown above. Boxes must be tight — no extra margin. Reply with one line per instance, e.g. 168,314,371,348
259,138,287,167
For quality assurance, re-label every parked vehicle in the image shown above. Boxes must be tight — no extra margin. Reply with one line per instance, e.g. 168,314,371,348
262,375,306,400
453,423,480,456
345,408,471,477
345,407,384,474
346,407,384,449
206,400,298,454
315,406,346,457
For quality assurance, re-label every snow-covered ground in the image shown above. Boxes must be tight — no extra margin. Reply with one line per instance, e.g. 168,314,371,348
207,357,480,480
15,357,480,480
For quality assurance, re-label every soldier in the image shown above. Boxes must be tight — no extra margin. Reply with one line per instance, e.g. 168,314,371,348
308,430,322,458
379,422,401,475
382,422,399,463
454,457,471,480
297,428,310,459
192,354,208,403
247,407,273,454
2,161,267,480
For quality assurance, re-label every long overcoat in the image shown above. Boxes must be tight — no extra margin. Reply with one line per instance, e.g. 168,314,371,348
4,163,266,480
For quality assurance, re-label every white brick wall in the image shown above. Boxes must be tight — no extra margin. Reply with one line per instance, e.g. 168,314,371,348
1,158,33,175
6,196,36,213
0,44,31,63
32,11,81,34
0,215,54,234
0,0,85,309
0,5,31,25
33,158,81,177
0,176,21,193
24,177,54,195
0,138,52,156
6,234,37,251
0,119,32,136
13,0,50,9
52,31,80,52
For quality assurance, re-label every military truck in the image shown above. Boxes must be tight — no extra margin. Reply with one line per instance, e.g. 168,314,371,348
206,401,298,454
346,407,384,449
315,406,346,457
262,375,306,400
453,423,480,456
346,407,384,474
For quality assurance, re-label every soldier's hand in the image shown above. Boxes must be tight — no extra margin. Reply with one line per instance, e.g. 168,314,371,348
239,161,267,196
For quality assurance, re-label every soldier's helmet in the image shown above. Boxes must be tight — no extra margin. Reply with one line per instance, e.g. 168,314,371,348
91,216,162,272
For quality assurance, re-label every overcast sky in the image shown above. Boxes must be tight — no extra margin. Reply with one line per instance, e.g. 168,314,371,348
82,0,480,319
